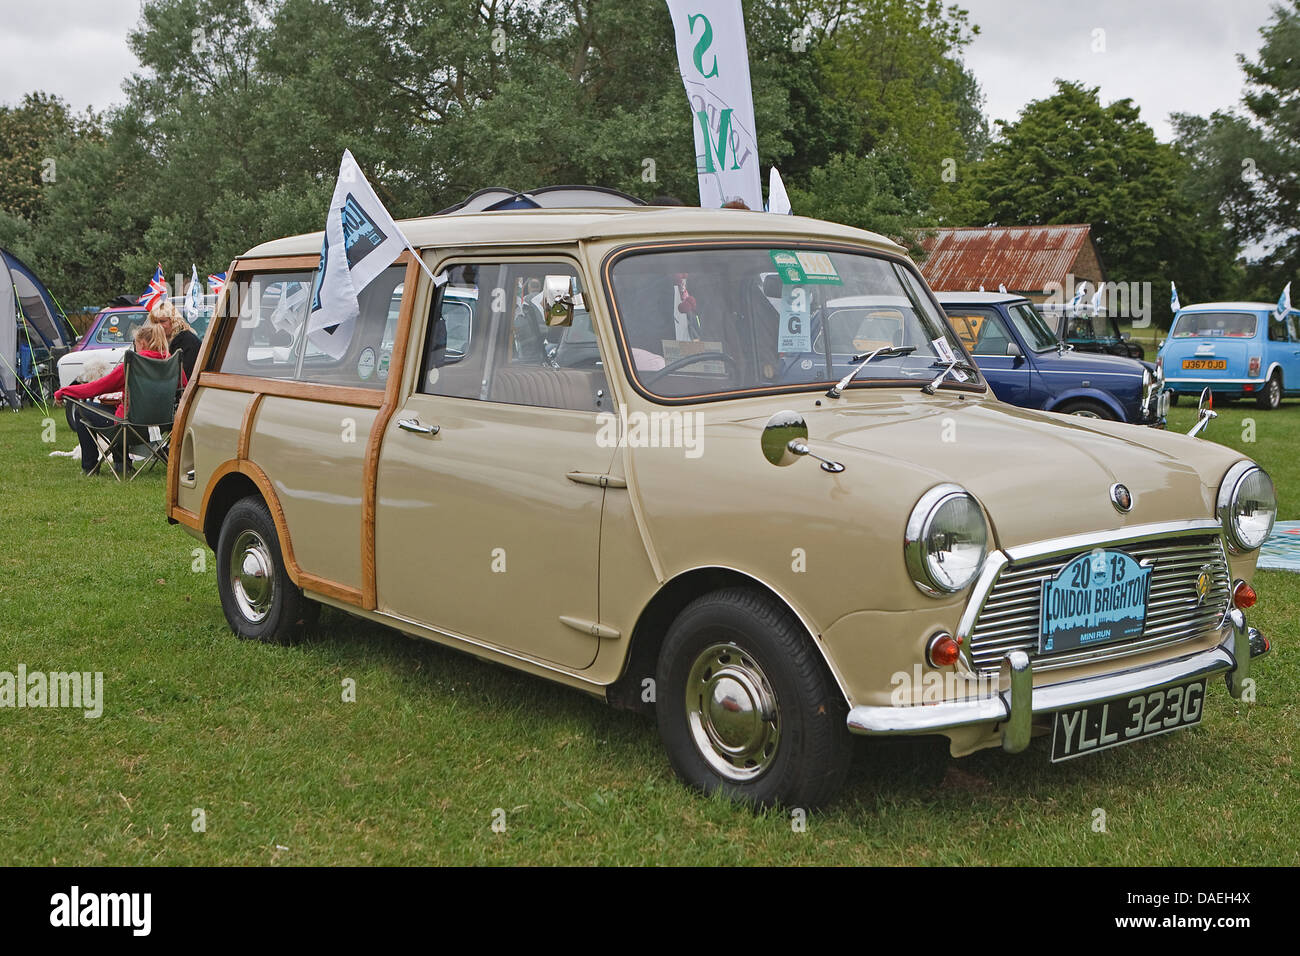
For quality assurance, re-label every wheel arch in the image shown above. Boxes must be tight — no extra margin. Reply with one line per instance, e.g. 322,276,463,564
200,460,303,586
605,566,850,715
1045,388,1128,421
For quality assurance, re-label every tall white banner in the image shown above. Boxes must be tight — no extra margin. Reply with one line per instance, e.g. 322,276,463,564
665,0,763,211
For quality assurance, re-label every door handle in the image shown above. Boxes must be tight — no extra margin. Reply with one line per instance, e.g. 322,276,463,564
397,418,439,435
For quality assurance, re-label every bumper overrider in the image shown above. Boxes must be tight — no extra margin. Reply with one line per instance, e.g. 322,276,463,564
847,608,1268,753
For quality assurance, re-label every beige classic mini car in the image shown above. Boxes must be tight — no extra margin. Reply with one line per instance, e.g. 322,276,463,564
166,188,1275,808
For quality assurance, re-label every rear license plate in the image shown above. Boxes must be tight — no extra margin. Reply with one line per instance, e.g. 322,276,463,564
1050,679,1206,762
1182,359,1227,370
1040,550,1152,655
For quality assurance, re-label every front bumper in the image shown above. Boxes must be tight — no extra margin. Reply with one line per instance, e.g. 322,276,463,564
846,609,1268,753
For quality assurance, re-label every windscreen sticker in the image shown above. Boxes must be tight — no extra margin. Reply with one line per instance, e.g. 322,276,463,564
357,346,376,380
794,251,842,284
931,336,969,381
778,287,811,352
769,250,806,283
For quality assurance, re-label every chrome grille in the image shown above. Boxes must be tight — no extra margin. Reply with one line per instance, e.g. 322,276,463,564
968,535,1230,674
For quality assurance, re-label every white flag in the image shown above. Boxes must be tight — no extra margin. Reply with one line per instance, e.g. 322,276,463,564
185,264,202,322
998,283,1007,294
665,0,762,211
1276,282,1292,320
1170,281,1181,314
767,167,792,215
1091,283,1104,312
307,149,410,359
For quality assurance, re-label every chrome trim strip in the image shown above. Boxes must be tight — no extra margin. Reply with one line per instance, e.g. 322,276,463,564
955,550,1008,665
1002,519,1221,564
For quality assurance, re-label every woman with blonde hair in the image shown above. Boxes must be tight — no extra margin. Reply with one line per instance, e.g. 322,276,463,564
54,322,187,476
149,300,203,380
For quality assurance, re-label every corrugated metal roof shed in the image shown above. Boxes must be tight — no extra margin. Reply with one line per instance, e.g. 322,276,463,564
918,224,1099,293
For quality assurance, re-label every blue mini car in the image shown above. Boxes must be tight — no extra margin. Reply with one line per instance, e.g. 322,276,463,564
1158,301,1300,410
937,292,1166,425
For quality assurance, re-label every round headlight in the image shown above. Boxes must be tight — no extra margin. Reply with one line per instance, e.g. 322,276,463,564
1217,462,1276,553
904,485,989,595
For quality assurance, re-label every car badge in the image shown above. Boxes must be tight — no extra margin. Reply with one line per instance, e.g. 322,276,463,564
1109,483,1133,513
1195,567,1212,606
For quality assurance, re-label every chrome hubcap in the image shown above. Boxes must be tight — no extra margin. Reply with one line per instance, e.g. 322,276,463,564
685,643,780,781
1071,408,1102,418
1270,380,1280,404
230,530,274,623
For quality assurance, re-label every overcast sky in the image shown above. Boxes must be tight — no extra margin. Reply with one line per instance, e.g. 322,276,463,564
0,0,1283,140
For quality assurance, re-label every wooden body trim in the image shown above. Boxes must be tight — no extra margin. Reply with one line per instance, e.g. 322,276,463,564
168,250,423,610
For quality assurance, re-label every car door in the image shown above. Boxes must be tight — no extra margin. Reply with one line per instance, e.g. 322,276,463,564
1283,313,1300,391
374,258,615,671
953,307,1034,407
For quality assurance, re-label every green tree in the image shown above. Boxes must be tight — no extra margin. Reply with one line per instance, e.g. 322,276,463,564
1173,1,1300,298
0,92,96,224
959,81,1237,323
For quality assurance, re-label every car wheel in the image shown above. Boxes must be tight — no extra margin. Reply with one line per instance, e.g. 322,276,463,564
1058,400,1114,420
655,588,853,809
216,496,313,644
1256,373,1282,410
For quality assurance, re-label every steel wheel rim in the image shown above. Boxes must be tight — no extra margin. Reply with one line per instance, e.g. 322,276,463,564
1269,379,1280,406
1070,408,1102,419
230,529,274,624
684,642,780,781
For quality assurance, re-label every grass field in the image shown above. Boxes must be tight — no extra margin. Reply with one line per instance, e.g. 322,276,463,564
0,400,1296,865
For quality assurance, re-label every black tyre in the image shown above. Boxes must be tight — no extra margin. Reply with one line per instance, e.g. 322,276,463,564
1057,399,1115,420
1256,373,1282,410
216,496,313,644
655,588,853,809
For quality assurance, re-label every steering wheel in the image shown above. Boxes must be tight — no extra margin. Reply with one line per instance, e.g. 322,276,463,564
641,350,740,386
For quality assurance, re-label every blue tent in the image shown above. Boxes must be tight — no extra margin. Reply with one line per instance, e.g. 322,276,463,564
1,247,74,409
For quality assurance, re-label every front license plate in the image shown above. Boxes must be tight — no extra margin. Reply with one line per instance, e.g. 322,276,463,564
1050,680,1206,762
1040,549,1152,655
1182,359,1227,370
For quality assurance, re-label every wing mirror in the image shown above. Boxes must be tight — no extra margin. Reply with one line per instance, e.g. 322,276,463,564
1006,342,1022,358
541,275,583,327
761,410,844,473
1188,387,1217,438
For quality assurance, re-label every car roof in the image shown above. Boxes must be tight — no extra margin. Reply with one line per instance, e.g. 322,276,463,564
934,291,1029,305
1177,302,1276,313
240,207,906,258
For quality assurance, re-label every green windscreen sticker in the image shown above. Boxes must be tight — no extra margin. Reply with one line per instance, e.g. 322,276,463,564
768,250,842,284
769,250,806,283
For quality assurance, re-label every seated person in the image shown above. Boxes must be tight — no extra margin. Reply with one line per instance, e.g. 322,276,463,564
148,300,203,381
53,323,186,476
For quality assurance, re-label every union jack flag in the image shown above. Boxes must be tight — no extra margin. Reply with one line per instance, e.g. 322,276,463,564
208,272,227,297
137,264,168,311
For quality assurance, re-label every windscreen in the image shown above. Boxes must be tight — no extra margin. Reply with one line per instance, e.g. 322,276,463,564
609,246,975,400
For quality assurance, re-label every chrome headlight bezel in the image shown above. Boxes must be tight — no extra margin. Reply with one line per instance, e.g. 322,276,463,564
1216,462,1276,553
904,484,990,596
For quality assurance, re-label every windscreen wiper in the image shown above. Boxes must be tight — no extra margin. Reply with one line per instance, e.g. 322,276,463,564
922,359,980,394
825,346,916,398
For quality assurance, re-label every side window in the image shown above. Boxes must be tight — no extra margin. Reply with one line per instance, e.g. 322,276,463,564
946,312,985,352
419,261,608,411
971,314,1014,356
1288,315,1298,341
217,271,314,378
299,265,405,389
1268,315,1286,342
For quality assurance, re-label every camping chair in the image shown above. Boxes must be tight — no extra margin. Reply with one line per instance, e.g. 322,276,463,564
68,351,182,482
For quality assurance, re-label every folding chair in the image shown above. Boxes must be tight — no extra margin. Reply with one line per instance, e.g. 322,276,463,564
68,351,182,481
